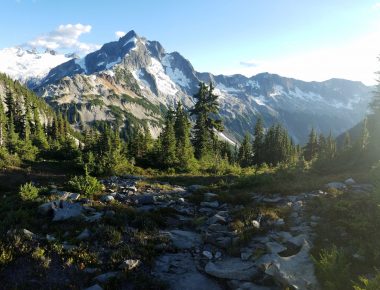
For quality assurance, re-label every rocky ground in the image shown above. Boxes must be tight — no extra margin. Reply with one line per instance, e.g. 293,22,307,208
0,176,374,290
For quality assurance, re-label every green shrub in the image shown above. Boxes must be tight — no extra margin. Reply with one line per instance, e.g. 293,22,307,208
354,272,380,290
313,245,351,290
0,243,13,266
19,182,39,201
68,172,103,197
0,147,20,169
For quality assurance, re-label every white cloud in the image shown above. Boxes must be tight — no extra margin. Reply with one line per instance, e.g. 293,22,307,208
26,24,100,54
115,31,126,38
373,2,380,9
229,24,380,85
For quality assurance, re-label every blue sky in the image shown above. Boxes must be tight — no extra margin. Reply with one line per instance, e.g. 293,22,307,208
1,0,379,84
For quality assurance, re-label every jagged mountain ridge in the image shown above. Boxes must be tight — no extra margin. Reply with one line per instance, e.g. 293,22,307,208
33,30,372,143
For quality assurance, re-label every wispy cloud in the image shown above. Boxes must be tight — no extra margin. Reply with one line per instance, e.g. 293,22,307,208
115,31,126,38
26,24,100,54
239,60,260,68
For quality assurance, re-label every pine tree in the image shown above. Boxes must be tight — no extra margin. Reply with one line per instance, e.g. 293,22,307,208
343,132,351,151
174,102,196,171
304,128,318,161
191,82,223,159
0,101,7,147
6,112,19,154
238,133,252,167
32,106,49,149
359,118,370,150
252,117,264,165
160,109,177,168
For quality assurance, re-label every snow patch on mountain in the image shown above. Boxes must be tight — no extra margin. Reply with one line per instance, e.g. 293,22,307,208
162,55,191,88
0,47,72,83
147,58,178,95
218,131,236,145
75,57,87,73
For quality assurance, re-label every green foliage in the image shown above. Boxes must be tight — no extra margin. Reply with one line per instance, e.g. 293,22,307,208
354,272,380,290
313,246,351,290
19,182,39,201
68,171,103,197
0,243,13,266
159,109,177,168
191,82,223,159
238,133,252,167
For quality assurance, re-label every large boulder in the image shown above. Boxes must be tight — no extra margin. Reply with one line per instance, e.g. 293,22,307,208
52,201,84,221
205,258,260,281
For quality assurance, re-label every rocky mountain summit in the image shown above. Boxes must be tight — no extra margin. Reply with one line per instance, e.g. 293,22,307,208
30,30,372,143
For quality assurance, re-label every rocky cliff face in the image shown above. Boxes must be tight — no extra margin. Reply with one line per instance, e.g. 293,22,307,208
34,30,372,143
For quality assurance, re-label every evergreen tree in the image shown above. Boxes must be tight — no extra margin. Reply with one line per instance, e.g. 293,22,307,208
190,82,223,159
238,133,252,167
6,112,19,154
304,128,318,161
252,117,265,166
0,101,7,147
174,102,196,171
343,132,352,151
32,106,48,149
359,118,370,151
160,109,177,168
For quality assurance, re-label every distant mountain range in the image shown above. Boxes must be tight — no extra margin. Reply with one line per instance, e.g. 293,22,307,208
0,30,373,144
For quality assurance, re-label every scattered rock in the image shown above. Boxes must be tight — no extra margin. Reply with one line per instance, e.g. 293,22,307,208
205,258,259,281
101,195,114,203
200,201,219,208
214,251,222,259
262,197,283,204
46,234,56,242
266,242,287,254
163,230,202,250
76,228,91,240
119,259,141,271
84,284,103,290
251,220,260,229
274,219,285,227
208,214,227,224
154,253,222,290
188,184,205,192
94,271,120,283
202,250,213,259
85,212,103,222
38,201,59,215
344,178,356,185
227,280,274,290
52,201,84,221
204,192,218,201
326,182,347,190
136,195,156,205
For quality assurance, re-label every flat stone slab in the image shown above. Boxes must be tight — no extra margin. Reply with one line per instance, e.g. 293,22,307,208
153,253,222,290
162,230,202,250
205,258,260,281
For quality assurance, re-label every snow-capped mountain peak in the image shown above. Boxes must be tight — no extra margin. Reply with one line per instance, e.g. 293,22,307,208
32,30,374,143
0,46,74,86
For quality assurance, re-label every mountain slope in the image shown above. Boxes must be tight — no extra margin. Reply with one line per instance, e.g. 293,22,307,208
34,30,372,143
